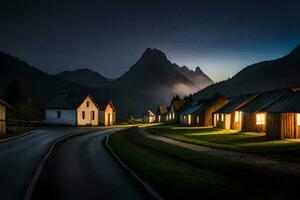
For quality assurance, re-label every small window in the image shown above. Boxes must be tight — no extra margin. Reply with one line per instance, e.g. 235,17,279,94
216,114,219,121
82,111,85,119
256,113,266,125
221,114,224,122
235,111,240,123
297,113,300,125
91,111,95,120
86,101,89,107
57,111,61,119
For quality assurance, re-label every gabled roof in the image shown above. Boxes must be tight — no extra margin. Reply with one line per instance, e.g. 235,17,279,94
144,110,155,117
95,99,115,111
181,100,202,115
170,99,188,112
156,105,168,115
0,99,13,110
240,88,293,113
45,94,89,109
262,91,300,113
216,93,259,114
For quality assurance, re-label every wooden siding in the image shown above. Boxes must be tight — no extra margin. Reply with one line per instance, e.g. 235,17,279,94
0,104,6,136
280,113,296,139
266,113,281,138
242,112,266,133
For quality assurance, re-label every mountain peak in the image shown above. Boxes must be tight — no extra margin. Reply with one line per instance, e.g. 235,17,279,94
140,48,168,63
195,66,203,74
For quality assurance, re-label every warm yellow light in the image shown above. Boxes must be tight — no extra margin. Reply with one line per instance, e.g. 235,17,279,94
256,113,266,125
297,113,300,126
188,115,192,125
172,112,175,119
234,111,240,123
221,114,224,122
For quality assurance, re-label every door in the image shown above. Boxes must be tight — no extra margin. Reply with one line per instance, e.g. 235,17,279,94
107,113,111,126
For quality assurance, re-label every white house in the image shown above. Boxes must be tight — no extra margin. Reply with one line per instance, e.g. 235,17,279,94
143,110,156,123
45,94,99,126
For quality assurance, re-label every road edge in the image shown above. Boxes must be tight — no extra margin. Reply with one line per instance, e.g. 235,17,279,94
0,129,40,142
24,129,100,200
105,132,164,200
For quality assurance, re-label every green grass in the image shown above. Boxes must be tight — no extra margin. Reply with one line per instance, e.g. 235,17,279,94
147,125,300,162
108,127,300,199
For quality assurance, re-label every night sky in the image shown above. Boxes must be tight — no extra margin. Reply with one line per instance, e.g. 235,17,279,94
1,0,300,81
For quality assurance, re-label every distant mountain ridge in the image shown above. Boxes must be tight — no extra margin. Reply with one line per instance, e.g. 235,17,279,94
112,48,213,100
194,44,300,99
56,68,109,88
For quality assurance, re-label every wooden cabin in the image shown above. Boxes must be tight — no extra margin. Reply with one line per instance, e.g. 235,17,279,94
0,99,12,136
240,88,293,133
143,110,156,123
181,95,228,126
167,99,188,123
262,91,300,139
97,100,116,126
214,93,259,130
45,94,99,126
156,105,168,123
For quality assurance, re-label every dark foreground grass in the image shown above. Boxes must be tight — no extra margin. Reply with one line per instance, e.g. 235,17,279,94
108,127,300,200
148,126,300,162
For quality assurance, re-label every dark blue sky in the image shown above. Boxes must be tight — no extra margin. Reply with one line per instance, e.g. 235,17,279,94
1,0,300,81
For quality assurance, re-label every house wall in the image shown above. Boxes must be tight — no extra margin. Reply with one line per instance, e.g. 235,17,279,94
0,104,6,136
280,113,297,139
77,96,99,126
45,109,76,125
99,103,116,126
203,98,229,127
242,112,266,133
143,116,156,123
231,111,242,131
266,113,281,138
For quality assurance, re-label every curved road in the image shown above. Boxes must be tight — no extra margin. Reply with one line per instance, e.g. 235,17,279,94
31,130,151,200
0,127,101,200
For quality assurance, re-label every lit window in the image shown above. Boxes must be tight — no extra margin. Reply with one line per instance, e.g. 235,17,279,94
216,114,219,121
188,115,192,125
256,113,266,125
235,111,240,123
172,112,175,119
221,114,224,122
297,114,300,125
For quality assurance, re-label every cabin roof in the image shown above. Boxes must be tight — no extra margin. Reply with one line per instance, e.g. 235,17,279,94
94,99,115,111
170,99,188,112
45,94,88,109
262,91,300,113
156,105,168,114
0,99,13,109
216,93,258,114
240,88,292,113
144,110,155,117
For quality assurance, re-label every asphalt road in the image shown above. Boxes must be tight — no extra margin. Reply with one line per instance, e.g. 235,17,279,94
0,127,101,200
31,130,150,200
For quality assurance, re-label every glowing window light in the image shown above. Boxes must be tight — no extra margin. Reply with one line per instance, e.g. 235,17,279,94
256,113,266,125
234,111,240,123
221,114,224,122
216,114,219,121
297,113,300,126
188,115,192,125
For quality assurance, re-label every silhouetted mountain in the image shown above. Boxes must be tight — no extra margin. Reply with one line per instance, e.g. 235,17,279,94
56,68,109,88
112,48,213,100
194,44,300,99
0,51,164,120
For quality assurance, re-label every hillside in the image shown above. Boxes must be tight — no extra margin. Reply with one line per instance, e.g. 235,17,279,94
194,44,300,99
112,48,213,100
56,68,109,88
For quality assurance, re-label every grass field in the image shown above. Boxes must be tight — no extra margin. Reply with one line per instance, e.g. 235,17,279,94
108,127,300,199
147,125,300,163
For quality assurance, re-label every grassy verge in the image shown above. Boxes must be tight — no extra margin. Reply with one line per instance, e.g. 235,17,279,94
108,127,300,199
0,125,42,139
147,125,300,163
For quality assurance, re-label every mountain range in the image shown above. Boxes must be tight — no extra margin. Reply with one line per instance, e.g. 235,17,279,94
194,44,300,100
0,48,212,120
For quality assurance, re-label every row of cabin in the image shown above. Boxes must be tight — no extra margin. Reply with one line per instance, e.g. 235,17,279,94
0,99,12,136
214,88,300,139
45,94,116,126
153,87,300,139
